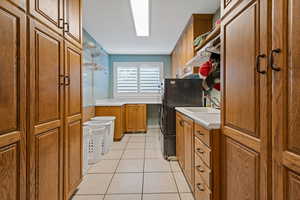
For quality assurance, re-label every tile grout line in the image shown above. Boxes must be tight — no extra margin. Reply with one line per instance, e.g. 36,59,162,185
141,133,147,200
170,163,183,200
102,136,130,199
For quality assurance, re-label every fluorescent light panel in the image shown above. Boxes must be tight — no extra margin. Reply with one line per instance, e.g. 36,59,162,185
130,0,149,37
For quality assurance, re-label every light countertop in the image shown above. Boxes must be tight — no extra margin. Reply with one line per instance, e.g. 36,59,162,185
175,107,221,130
95,97,162,106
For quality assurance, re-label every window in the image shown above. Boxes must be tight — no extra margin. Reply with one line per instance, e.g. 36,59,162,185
113,62,163,97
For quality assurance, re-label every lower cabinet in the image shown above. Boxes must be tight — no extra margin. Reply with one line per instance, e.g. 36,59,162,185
95,106,125,141
176,113,185,169
176,112,194,190
125,104,147,133
176,111,220,200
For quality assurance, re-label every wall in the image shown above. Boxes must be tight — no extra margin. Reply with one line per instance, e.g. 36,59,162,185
83,29,110,107
109,55,171,127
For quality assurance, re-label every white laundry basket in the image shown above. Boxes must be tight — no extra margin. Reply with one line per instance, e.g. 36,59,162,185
84,122,106,164
91,116,116,149
82,126,90,176
87,120,112,154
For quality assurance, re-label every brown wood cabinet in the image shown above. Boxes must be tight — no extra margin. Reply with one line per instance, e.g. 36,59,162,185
29,0,64,34
29,0,82,47
0,1,83,200
184,115,194,189
176,112,220,200
95,106,125,141
0,1,27,200
28,19,65,200
171,14,213,78
221,0,271,199
176,113,185,169
176,112,194,190
64,41,83,200
125,104,147,133
272,0,300,199
64,0,83,48
28,17,83,200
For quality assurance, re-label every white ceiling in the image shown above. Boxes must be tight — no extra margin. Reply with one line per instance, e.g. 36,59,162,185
83,0,219,55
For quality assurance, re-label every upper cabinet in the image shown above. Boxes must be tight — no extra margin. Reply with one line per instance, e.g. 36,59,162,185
29,0,64,34
29,0,82,47
221,0,271,199
272,0,300,199
171,14,213,78
8,0,26,10
64,0,83,48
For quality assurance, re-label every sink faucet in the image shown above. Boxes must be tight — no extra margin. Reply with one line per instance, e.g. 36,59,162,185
205,94,221,110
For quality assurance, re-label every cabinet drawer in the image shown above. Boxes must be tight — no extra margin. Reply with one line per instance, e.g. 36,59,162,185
195,153,211,188
195,172,211,200
195,136,211,167
194,123,210,147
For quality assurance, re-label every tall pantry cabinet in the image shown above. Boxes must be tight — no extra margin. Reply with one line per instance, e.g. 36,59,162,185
0,1,27,200
272,0,300,199
220,0,271,199
222,0,300,199
0,0,83,200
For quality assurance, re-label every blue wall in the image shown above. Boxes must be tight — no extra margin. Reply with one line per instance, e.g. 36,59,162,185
109,54,172,97
83,29,110,106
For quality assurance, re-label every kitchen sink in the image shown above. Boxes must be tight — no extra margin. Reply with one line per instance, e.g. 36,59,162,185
183,107,220,114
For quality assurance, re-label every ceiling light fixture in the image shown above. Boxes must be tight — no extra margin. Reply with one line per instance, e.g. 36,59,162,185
130,0,149,37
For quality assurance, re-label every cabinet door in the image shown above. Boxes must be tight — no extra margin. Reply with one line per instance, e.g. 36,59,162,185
125,105,137,132
28,19,64,200
64,0,82,47
0,2,26,200
221,0,271,199
184,118,193,187
136,105,147,132
272,0,300,199
95,106,123,141
7,0,26,10
64,41,83,199
29,0,64,34
176,113,185,169
186,22,194,60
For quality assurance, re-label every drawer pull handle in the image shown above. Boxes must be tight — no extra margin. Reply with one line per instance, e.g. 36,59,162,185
196,165,205,173
196,183,205,191
196,130,204,136
197,148,205,154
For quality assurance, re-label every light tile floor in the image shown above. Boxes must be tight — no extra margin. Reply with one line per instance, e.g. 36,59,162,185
73,128,194,200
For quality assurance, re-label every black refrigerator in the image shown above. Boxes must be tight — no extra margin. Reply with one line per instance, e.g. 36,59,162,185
159,79,203,159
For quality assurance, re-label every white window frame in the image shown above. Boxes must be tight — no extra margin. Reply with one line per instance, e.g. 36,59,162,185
113,62,164,98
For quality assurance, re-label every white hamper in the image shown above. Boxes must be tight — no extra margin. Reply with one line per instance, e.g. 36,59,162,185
87,120,112,154
84,122,106,164
91,116,116,149
82,126,90,175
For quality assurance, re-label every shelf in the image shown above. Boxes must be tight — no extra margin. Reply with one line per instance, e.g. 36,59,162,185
195,24,221,52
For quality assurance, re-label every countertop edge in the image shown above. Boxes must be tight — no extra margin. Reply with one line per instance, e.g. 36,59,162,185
175,107,221,130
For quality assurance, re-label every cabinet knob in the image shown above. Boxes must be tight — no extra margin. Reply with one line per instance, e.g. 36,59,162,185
58,18,64,29
196,183,205,191
270,48,281,71
65,76,70,86
196,148,205,154
196,165,205,173
196,130,204,136
64,22,70,32
256,54,266,74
